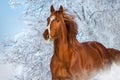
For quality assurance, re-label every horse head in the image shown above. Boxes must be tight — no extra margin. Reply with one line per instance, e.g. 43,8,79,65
43,5,66,42
43,5,78,44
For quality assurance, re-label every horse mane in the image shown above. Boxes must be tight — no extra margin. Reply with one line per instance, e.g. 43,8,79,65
63,11,78,43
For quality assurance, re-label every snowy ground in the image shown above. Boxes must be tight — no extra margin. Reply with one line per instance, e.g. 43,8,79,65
91,63,120,80
0,63,120,80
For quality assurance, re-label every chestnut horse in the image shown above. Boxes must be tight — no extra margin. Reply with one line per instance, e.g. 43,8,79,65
43,5,120,80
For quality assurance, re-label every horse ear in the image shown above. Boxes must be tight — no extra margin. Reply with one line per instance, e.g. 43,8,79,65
59,5,63,13
50,5,55,13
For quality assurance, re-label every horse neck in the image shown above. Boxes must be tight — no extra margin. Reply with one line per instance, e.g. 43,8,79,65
53,24,79,59
54,25,68,57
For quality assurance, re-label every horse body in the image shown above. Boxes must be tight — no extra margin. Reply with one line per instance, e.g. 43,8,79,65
51,39,110,79
43,5,120,80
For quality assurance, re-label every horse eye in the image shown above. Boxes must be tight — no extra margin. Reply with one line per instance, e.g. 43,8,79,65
56,19,59,22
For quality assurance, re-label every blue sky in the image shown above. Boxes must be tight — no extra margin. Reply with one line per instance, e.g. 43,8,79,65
0,0,25,41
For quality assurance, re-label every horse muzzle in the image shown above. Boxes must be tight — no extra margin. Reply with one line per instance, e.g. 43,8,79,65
43,29,49,40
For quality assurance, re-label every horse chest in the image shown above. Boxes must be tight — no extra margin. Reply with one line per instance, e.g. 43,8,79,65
50,55,71,78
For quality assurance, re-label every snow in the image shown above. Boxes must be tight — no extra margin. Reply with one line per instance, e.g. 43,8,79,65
0,0,120,80
0,63,23,80
91,63,120,80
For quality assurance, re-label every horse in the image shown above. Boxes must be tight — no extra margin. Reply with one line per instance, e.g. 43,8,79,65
43,5,120,80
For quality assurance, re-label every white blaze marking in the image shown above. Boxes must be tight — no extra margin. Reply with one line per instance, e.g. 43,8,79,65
47,16,56,36
45,16,56,43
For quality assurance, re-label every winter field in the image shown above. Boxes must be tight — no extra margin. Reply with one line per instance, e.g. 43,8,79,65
0,0,120,80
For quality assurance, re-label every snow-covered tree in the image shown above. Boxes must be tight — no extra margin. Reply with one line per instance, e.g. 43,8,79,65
0,0,120,80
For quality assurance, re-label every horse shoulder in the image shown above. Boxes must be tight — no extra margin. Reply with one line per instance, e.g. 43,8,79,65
68,46,83,73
